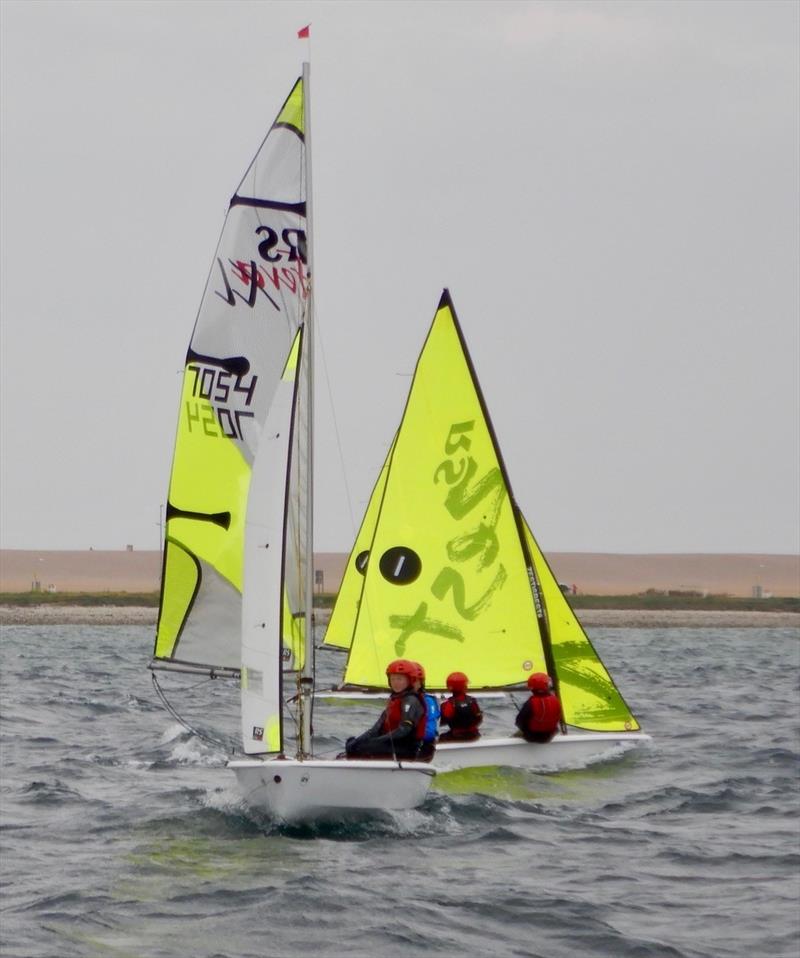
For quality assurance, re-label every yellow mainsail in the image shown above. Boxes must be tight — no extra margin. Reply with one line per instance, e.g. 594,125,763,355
328,289,641,733
153,77,308,676
340,291,548,690
154,369,251,667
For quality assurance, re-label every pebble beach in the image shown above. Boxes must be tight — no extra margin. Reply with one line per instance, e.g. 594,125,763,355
1,604,796,629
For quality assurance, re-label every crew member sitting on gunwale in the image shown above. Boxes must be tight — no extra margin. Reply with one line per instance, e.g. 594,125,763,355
514,672,562,743
344,659,427,760
439,671,483,742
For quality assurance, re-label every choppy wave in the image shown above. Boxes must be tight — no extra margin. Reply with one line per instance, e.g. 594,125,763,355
0,624,798,958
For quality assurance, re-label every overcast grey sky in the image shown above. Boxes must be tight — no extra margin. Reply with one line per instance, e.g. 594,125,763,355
1,0,798,555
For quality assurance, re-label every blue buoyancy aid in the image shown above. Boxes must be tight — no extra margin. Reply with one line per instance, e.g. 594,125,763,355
422,693,440,743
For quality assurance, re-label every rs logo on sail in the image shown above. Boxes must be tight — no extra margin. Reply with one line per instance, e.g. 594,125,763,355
215,227,309,310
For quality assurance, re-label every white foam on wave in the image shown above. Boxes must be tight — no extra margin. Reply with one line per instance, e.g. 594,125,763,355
387,800,465,837
158,722,187,745
168,736,227,767
575,739,641,769
200,778,248,815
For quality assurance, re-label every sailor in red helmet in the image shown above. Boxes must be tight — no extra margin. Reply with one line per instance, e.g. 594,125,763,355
439,672,483,742
344,659,427,760
515,672,562,743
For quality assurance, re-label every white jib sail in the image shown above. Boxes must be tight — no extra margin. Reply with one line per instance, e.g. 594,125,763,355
240,329,304,755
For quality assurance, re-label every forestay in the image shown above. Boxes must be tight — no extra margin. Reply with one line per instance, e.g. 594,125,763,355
152,78,308,676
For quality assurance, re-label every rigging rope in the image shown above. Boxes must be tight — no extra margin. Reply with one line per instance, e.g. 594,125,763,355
315,303,358,539
152,672,307,760
151,672,242,758
311,280,404,773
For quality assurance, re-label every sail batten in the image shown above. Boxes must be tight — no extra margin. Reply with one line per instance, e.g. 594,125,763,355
230,196,307,215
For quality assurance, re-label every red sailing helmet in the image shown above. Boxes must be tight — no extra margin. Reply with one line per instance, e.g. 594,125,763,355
413,662,426,683
527,672,553,693
386,659,416,679
446,671,469,693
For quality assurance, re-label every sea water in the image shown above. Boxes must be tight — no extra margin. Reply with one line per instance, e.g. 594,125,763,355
1,625,798,958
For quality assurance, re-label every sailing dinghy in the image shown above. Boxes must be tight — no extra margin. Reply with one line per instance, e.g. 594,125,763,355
323,291,650,772
149,67,434,822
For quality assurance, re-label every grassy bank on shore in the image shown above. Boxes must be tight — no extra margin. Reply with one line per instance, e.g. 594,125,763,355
1,591,797,614
568,594,799,613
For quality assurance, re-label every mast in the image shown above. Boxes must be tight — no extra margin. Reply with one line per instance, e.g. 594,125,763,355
298,60,315,757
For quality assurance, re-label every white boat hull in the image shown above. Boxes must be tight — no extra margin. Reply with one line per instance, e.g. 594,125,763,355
432,731,651,772
228,757,435,823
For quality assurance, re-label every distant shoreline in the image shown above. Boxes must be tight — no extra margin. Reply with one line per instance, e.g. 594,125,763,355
3,550,798,599
1,605,797,629
1,590,797,611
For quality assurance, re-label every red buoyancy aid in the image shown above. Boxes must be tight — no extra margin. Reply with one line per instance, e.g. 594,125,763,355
525,693,562,735
441,694,482,735
383,690,427,740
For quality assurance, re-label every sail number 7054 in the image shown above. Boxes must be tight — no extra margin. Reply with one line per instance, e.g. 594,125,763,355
183,364,257,441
